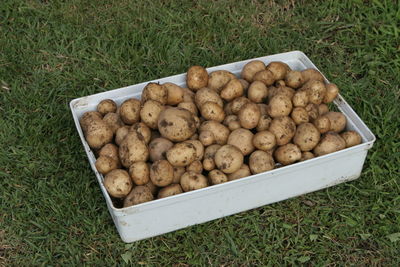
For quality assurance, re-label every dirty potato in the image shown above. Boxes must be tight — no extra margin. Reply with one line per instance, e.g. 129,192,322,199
97,99,117,115
249,150,275,174
141,82,168,104
180,171,208,192
227,128,255,156
157,107,197,142
166,142,197,167
208,169,228,185
238,103,261,129
127,161,149,186
104,169,133,198
274,143,302,165
187,66,208,91
214,145,244,174
123,186,154,207
119,98,141,125
150,160,174,187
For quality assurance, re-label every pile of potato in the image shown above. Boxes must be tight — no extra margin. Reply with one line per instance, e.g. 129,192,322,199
79,60,362,208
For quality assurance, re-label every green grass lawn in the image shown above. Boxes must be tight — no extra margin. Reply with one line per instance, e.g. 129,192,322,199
1,0,399,265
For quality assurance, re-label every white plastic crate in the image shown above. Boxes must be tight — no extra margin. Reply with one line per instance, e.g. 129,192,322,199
70,51,376,243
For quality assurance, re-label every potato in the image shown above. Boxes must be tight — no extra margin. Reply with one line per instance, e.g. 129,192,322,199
291,107,309,125
102,113,124,134
266,61,290,80
95,156,119,175
150,160,174,187
80,111,103,131
104,169,133,198
208,70,236,92
203,158,215,171
200,101,225,122
253,131,276,151
115,126,130,146
200,121,230,145
325,112,347,133
268,85,295,101
141,83,168,104
199,130,215,146
158,107,197,142
293,123,321,152
227,128,255,156
172,166,186,184
187,66,208,91
318,104,329,115
186,160,203,173
249,150,275,174
285,70,304,89
184,140,204,161
267,95,293,118
144,180,158,196
238,103,261,129
269,116,296,146
257,114,272,131
313,132,346,156
203,144,221,170
274,143,301,165
119,132,149,168
341,131,362,147
157,184,183,199
228,164,251,181
214,145,244,174
163,82,184,105
230,96,251,115
195,87,223,108
180,171,208,192
292,90,309,108
324,83,339,103
130,122,151,144
300,151,315,161
166,142,197,167
220,79,244,101
128,161,150,185
208,169,228,185
98,143,119,161
119,98,141,125
223,115,238,126
253,69,275,86
228,120,241,131
182,87,195,102
238,79,249,91
204,144,221,158
305,103,319,121
178,101,198,115
81,116,113,150
123,186,154,207
241,60,266,82
140,100,164,129
97,99,117,115
248,81,268,103
313,116,331,134
303,80,327,105
301,69,324,83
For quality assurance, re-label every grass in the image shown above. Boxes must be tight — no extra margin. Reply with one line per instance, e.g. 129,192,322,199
1,0,399,265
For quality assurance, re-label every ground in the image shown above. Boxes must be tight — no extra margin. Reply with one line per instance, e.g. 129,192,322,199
1,0,399,265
